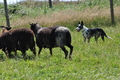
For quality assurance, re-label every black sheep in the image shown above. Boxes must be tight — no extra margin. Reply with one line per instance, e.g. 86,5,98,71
30,23,73,59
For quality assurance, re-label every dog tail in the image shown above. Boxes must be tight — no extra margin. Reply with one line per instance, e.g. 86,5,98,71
102,30,112,39
105,35,112,39
98,28,112,39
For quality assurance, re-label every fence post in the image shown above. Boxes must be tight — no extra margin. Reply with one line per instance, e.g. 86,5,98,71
49,0,52,8
4,0,10,27
109,0,115,25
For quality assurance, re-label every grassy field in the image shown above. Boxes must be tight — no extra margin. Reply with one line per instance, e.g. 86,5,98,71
0,25,120,80
0,0,120,80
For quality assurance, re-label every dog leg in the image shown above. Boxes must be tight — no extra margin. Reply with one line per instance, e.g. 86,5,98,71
95,35,100,43
84,37,86,42
88,38,90,43
95,37,98,43
101,36,105,42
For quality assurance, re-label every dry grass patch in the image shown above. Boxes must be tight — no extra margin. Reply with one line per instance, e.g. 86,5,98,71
9,6,120,28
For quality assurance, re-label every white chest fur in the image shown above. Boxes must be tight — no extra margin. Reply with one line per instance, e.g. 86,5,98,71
82,26,89,38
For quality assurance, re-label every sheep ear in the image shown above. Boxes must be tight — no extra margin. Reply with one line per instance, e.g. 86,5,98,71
30,23,33,25
0,26,5,28
4,26,11,30
35,23,38,25
9,27,12,29
81,21,84,25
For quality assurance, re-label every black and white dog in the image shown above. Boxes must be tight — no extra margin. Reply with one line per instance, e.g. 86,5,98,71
76,21,112,43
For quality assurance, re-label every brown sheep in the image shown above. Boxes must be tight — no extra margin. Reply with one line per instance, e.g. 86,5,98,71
0,28,36,58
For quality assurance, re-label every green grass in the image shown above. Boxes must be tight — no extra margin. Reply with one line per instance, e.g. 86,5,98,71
0,24,120,80
0,0,120,80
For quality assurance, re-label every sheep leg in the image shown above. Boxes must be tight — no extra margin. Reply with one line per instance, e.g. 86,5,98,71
30,47,36,56
60,47,68,59
49,48,53,56
13,48,17,57
14,50,18,58
33,49,36,56
21,50,26,58
4,49,9,58
66,44,73,59
5,51,11,58
4,48,12,58
38,47,42,56
14,51,17,56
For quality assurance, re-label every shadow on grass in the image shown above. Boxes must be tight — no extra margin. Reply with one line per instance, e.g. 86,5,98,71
0,53,36,61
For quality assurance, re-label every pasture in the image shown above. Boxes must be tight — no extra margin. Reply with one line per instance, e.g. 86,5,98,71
0,24,120,80
0,0,120,79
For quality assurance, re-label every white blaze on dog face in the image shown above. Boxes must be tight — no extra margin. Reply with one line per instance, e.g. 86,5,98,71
76,24,83,32
76,27,80,32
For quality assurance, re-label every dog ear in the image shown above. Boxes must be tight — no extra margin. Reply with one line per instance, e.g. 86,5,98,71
79,21,80,24
81,21,84,25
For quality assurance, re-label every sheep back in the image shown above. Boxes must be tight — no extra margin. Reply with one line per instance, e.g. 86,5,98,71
55,26,71,47
37,26,57,48
9,28,35,50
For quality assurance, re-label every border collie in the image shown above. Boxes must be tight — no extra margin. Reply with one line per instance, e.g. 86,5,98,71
76,21,112,43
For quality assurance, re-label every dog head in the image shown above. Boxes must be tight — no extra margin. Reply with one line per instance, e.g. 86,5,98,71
76,21,84,32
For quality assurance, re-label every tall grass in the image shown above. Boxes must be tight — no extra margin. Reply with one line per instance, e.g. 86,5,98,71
7,6,120,29
0,0,120,28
